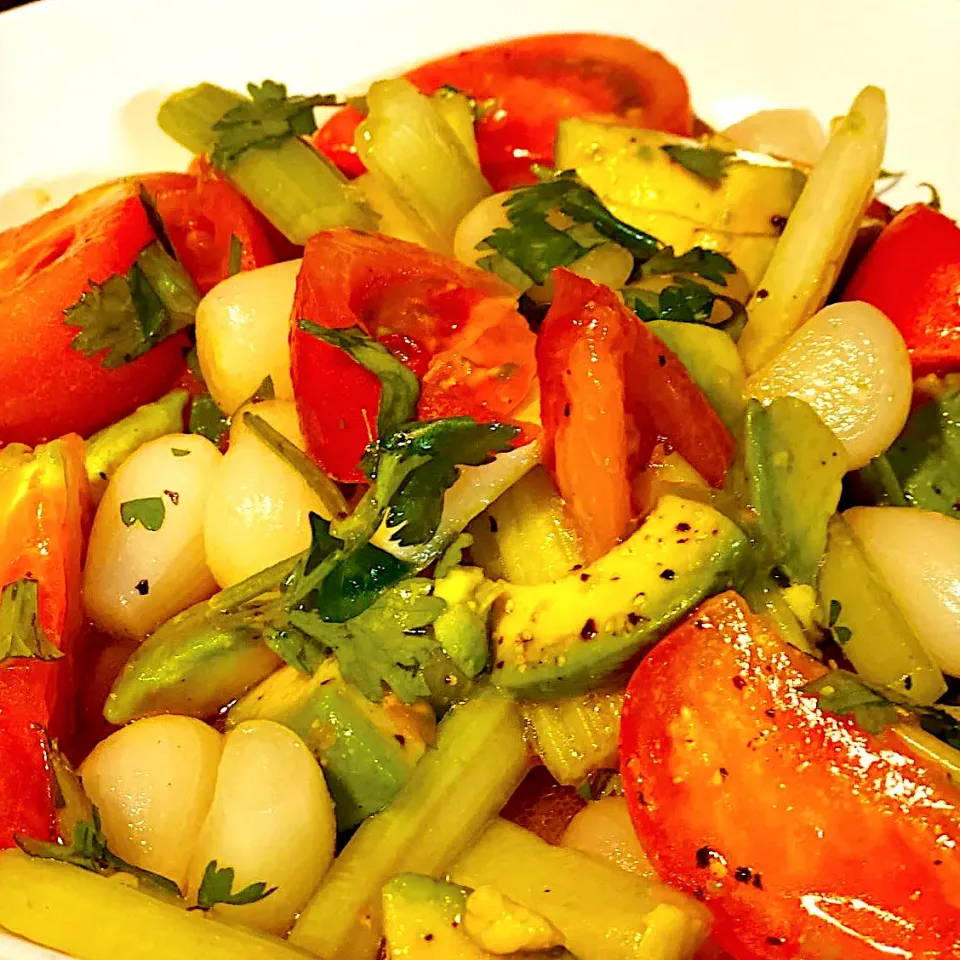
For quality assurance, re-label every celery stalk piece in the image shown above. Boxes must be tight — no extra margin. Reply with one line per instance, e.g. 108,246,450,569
450,819,711,960
289,689,529,960
84,389,188,503
0,851,310,960
431,89,480,164
158,83,377,244
738,86,887,374
522,688,624,785
818,515,946,705
355,78,491,253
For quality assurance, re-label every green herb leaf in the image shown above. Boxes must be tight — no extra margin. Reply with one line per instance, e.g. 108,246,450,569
227,233,244,277
624,278,745,331
828,599,842,627
0,579,63,663
661,144,734,183
211,80,344,167
298,321,420,435
196,860,276,910
188,392,230,445
16,807,181,898
834,625,853,645
290,578,446,702
171,448,191,458
67,241,199,370
640,246,736,286
120,497,166,531
802,670,899,734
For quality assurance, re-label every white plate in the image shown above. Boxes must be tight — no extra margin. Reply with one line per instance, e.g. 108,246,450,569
1,0,959,955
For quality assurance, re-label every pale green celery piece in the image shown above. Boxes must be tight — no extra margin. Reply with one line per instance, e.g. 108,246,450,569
289,689,529,960
522,687,624,785
431,89,480,164
104,594,282,724
158,83,377,244
894,724,960,788
84,390,188,503
648,320,746,432
450,819,711,960
742,575,815,656
355,78,491,253
819,515,946,705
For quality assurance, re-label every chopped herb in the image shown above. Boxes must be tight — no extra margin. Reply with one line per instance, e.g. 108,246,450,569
188,392,230,445
195,860,276,910
120,497,166,532
435,532,474,578
67,241,199,369
640,246,736,286
227,233,244,277
828,599,842,627
0,579,63,663
298,321,419,434
289,578,446,702
576,770,624,802
624,278,745,331
661,144,734,183
834,625,853,645
803,670,898,734
171,448,191,457
16,807,181,898
211,80,345,167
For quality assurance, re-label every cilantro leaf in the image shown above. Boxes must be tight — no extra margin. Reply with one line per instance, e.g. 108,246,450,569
802,670,899,734
67,241,199,370
0,578,63,664
362,417,521,547
623,278,745,332
290,578,446,702
16,807,181,898
211,81,344,167
640,246,736,286
195,860,276,910
120,497,166,531
188,392,230,445
298,321,420,435
661,144,735,183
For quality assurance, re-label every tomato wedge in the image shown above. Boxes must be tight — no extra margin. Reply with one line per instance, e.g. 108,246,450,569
315,33,693,191
143,159,296,295
290,229,536,481
0,182,188,446
537,269,733,561
0,436,88,848
620,592,960,960
843,203,960,378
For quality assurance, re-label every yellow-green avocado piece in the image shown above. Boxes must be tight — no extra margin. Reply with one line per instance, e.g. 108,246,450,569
491,495,749,698
555,119,806,287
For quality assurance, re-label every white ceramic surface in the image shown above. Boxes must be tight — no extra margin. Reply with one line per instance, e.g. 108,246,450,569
1,0,959,955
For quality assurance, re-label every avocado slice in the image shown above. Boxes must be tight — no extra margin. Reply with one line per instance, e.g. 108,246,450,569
228,658,434,830
382,874,571,960
491,495,748,698
555,119,806,286
432,567,501,678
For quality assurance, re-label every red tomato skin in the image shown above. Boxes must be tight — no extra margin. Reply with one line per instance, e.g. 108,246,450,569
0,182,188,445
620,592,960,960
843,204,960,377
314,33,693,191
290,229,535,482
0,435,88,848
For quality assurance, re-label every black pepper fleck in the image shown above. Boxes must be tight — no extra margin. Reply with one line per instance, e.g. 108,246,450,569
733,867,752,884
752,873,764,890
563,402,571,417
580,572,591,582
135,579,150,596
766,936,786,947
627,612,642,626
580,618,597,641
495,660,504,669
732,675,746,690
394,734,406,746
755,288,769,300
657,354,667,367
660,568,675,581
719,766,729,779
489,515,499,533
676,522,691,532
904,675,913,691
163,489,179,505
770,214,788,232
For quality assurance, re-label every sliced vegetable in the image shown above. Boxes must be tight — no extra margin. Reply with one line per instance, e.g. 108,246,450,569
289,690,529,960
0,180,189,444
537,270,733,560
561,796,654,879
746,300,912,469
722,108,827,166
0,437,87,849
158,83,376,244
450,819,710,960
356,78,491,252
819,515,946,702
738,85,887,373
620,591,960,959
290,229,536,482
842,203,960,377
315,33,693,190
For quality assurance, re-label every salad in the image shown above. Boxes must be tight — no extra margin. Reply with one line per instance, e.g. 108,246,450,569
1,28,960,960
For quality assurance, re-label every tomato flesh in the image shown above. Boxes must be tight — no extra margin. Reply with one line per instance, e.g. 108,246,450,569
290,229,536,482
620,592,960,959
315,33,693,190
